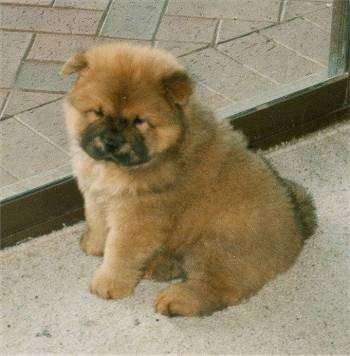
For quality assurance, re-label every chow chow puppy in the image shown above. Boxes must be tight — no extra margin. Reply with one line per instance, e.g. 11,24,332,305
62,43,317,316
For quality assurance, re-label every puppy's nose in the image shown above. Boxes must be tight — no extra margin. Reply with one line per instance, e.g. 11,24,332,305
102,133,125,152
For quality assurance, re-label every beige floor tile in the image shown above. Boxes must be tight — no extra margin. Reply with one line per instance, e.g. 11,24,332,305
0,167,18,187
304,7,332,32
101,0,165,39
283,0,331,20
4,90,62,117
195,82,235,111
181,48,276,101
0,31,33,88
156,16,216,43
16,99,69,152
0,89,9,112
28,34,150,62
0,118,69,179
155,41,207,57
218,19,273,42
166,0,281,21
15,62,73,92
261,18,330,64
0,4,102,35
0,0,52,4
53,0,109,10
218,33,323,84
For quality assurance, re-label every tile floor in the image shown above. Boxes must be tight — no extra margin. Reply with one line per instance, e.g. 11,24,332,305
1,120,349,354
0,0,333,200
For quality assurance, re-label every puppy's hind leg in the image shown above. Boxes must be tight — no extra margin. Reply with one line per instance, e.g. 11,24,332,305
155,235,248,316
154,242,240,316
154,278,226,317
80,195,108,256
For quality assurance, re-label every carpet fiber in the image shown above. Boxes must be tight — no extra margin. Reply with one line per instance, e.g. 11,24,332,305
1,121,349,354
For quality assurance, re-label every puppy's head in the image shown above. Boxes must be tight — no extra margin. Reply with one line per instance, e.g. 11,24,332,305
62,43,193,167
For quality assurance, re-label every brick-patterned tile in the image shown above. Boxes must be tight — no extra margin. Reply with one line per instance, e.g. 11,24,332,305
304,7,332,32
167,0,281,22
16,99,70,152
156,16,216,43
261,18,330,64
0,163,72,200
0,4,102,35
101,0,165,40
155,40,207,57
218,33,323,84
4,90,62,117
283,0,331,20
218,19,273,42
0,30,33,88
181,48,276,101
53,0,109,10
0,167,17,187
195,82,234,111
0,89,9,112
15,61,74,92
0,0,52,5
0,118,69,179
28,34,150,62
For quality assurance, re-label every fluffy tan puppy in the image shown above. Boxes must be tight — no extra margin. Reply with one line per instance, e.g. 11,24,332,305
62,43,317,316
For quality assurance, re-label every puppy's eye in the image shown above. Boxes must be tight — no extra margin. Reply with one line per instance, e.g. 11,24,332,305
89,109,104,117
133,116,146,125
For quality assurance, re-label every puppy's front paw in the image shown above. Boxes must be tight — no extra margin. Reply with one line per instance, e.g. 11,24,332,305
80,230,104,256
90,267,134,300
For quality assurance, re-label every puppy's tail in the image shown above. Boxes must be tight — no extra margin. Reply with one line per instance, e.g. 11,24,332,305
283,179,317,240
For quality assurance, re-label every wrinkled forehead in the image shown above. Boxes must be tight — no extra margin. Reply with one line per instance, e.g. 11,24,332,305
69,70,172,119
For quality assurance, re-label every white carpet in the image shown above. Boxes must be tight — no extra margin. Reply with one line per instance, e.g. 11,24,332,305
1,121,349,354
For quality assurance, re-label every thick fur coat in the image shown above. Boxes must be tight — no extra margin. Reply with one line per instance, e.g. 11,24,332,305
62,43,317,316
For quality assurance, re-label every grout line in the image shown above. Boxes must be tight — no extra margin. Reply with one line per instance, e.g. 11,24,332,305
240,63,280,85
0,1,103,11
13,116,71,156
0,165,20,180
151,0,170,45
0,90,11,120
0,26,102,38
163,13,278,23
24,58,65,65
1,96,63,121
216,48,280,85
0,28,197,44
96,0,114,36
174,44,210,58
302,17,330,34
0,163,72,191
10,33,36,92
177,43,211,58
260,34,328,67
22,33,36,61
196,82,236,103
211,19,222,47
0,2,52,8
0,87,66,95
48,5,104,11
278,0,289,23
216,21,284,46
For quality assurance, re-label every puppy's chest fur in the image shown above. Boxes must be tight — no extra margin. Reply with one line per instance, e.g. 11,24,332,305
73,149,222,252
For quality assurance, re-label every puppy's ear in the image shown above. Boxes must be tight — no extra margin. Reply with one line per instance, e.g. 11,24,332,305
162,71,193,105
61,52,87,76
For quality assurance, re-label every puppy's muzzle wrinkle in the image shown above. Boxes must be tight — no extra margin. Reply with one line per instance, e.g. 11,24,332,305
80,123,149,167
